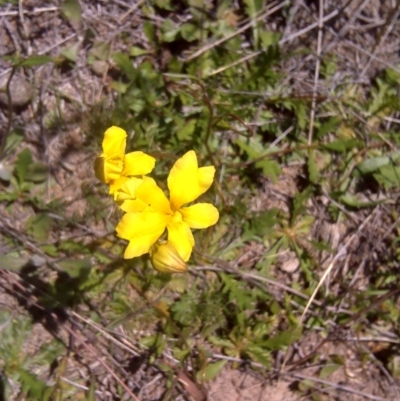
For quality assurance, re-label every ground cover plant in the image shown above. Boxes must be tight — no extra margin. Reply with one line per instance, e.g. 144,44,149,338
1,0,400,400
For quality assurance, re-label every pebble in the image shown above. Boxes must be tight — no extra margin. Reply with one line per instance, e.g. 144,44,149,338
0,72,33,107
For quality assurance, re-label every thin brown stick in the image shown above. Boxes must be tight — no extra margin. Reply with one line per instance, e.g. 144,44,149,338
289,372,390,401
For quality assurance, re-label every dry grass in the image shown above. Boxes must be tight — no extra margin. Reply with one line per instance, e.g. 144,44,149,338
1,0,400,400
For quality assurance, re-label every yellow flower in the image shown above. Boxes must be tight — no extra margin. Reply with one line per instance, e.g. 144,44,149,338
116,151,219,261
94,126,155,193
150,240,187,273
113,176,144,204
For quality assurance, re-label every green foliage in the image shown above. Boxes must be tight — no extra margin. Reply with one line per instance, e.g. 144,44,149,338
196,360,227,382
0,311,64,399
60,0,82,27
15,148,32,184
18,55,53,67
374,163,400,189
14,148,48,185
0,253,30,271
60,42,80,63
2,2,400,399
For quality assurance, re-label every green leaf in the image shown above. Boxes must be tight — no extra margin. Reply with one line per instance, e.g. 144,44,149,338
166,275,188,293
172,348,190,362
357,156,390,175
243,0,263,49
386,68,400,84
291,187,314,223
321,55,337,77
42,386,56,401
255,159,281,182
112,52,136,80
196,360,227,382
298,379,313,392
161,19,180,42
368,78,396,114
60,42,80,62
27,213,52,241
188,0,204,6
40,244,59,257
17,368,48,399
4,130,23,154
88,41,110,62
15,148,33,184
260,31,281,48
307,150,318,184
261,327,302,350
282,100,307,129
0,254,29,271
322,138,361,152
110,81,128,94
208,336,235,349
57,258,92,279
59,240,86,253
20,55,53,67
143,21,155,42
25,162,48,183
242,209,279,240
374,164,400,189
140,334,158,348
0,190,17,202
0,0,18,5
154,0,173,10
234,138,260,159
316,117,341,138
176,119,196,140
86,380,96,401
180,23,199,42
246,344,271,367
340,194,382,208
61,0,82,27
130,46,151,57
319,363,342,379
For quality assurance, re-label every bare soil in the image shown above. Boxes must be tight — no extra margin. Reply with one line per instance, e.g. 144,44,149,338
1,1,400,400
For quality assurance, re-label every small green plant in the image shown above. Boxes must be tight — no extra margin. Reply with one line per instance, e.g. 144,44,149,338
1,1,400,400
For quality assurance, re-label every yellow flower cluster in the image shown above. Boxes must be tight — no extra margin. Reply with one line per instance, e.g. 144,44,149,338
94,126,219,273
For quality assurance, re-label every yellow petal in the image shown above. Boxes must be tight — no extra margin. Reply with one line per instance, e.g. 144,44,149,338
149,240,187,273
167,211,194,262
120,199,148,213
198,165,216,193
168,151,215,210
180,203,219,228
102,126,127,156
96,127,127,184
135,177,172,215
168,151,197,209
103,157,124,183
109,176,130,195
116,211,169,258
113,177,143,201
95,154,124,184
122,151,156,176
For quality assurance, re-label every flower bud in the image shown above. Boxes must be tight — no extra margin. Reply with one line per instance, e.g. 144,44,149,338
94,156,106,183
150,240,187,273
